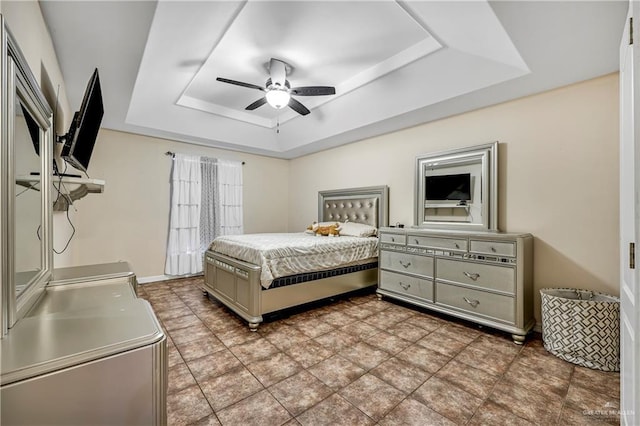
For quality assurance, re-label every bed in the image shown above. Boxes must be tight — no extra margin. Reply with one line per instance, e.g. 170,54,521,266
203,186,389,330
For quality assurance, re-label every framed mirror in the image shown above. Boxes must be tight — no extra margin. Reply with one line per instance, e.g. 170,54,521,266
1,17,53,333
415,142,498,231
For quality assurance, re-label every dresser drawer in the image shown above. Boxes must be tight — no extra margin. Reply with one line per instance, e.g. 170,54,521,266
380,250,434,278
436,258,515,294
380,233,406,245
435,282,515,323
380,270,433,301
470,240,515,257
408,235,467,252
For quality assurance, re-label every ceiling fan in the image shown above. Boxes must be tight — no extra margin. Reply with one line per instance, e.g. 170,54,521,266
216,58,336,116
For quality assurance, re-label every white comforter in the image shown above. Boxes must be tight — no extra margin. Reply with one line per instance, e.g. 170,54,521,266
209,233,379,288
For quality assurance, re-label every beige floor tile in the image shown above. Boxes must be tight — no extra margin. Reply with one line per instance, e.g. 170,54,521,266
503,358,571,398
571,365,620,400
169,322,213,346
168,362,198,395
174,334,225,361
454,344,517,376
370,356,431,394
216,389,291,426
166,385,213,425
340,320,380,340
416,329,470,357
396,344,451,374
228,337,280,364
245,351,302,387
467,400,534,426
296,393,374,426
263,324,311,350
285,338,334,368
488,379,564,424
307,354,366,390
186,349,242,382
434,359,499,399
413,376,483,424
378,398,456,426
268,370,333,416
313,328,360,351
144,278,620,426
363,330,412,355
338,340,391,370
338,373,406,420
199,366,263,411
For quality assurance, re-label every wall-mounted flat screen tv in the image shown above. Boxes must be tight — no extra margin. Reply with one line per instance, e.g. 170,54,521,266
425,173,471,201
60,68,103,173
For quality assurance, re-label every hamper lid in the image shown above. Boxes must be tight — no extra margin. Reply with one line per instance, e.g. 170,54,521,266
540,288,619,303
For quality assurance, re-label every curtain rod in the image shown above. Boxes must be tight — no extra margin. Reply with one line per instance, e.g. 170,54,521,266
165,151,245,165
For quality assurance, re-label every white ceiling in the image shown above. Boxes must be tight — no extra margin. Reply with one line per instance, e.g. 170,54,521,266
39,1,627,159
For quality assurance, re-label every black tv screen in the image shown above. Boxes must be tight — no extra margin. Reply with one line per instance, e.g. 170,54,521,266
21,103,41,155
61,68,103,172
425,173,471,201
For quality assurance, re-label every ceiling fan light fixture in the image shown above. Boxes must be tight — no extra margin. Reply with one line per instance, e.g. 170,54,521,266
265,89,290,109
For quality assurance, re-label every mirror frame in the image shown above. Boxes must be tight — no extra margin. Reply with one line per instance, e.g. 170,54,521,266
1,16,53,334
415,142,498,232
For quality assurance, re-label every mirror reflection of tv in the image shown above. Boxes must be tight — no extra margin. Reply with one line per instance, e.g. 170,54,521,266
425,173,471,201
60,68,103,173
20,103,41,155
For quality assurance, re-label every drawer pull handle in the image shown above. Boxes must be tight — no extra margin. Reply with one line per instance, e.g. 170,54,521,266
391,237,395,242
490,246,497,253
455,243,460,249
415,239,419,245
463,297,480,308
463,271,480,281
399,260,412,269
399,282,411,290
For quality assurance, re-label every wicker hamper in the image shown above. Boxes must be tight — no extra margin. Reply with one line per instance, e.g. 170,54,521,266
540,288,620,371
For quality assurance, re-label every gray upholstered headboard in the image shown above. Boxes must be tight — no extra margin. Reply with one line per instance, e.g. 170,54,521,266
318,186,389,228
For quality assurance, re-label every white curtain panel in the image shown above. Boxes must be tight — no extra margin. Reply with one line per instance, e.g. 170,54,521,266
165,154,202,275
217,159,243,236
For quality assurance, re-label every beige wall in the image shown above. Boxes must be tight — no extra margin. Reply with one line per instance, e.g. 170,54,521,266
1,1,71,132
67,130,290,279
1,1,76,267
289,73,620,325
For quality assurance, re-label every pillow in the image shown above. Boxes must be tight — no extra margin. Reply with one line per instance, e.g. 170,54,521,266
339,221,377,237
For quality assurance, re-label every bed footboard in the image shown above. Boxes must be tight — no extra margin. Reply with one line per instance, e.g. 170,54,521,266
204,250,379,330
204,250,263,329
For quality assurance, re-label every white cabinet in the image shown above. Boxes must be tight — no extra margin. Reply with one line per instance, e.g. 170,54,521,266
377,227,534,343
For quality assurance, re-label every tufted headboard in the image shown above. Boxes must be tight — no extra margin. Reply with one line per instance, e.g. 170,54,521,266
318,186,389,228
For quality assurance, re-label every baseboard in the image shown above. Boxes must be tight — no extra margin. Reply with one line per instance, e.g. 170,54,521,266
138,272,204,285
533,322,542,333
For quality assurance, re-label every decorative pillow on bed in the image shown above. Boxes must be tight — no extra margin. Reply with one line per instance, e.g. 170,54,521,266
339,221,377,237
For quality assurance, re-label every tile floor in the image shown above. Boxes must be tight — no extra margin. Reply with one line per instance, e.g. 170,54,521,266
138,277,620,426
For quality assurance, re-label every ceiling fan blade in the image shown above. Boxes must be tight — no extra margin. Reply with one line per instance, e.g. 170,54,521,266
288,97,310,116
290,86,336,96
269,58,287,88
245,97,267,111
216,77,264,91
